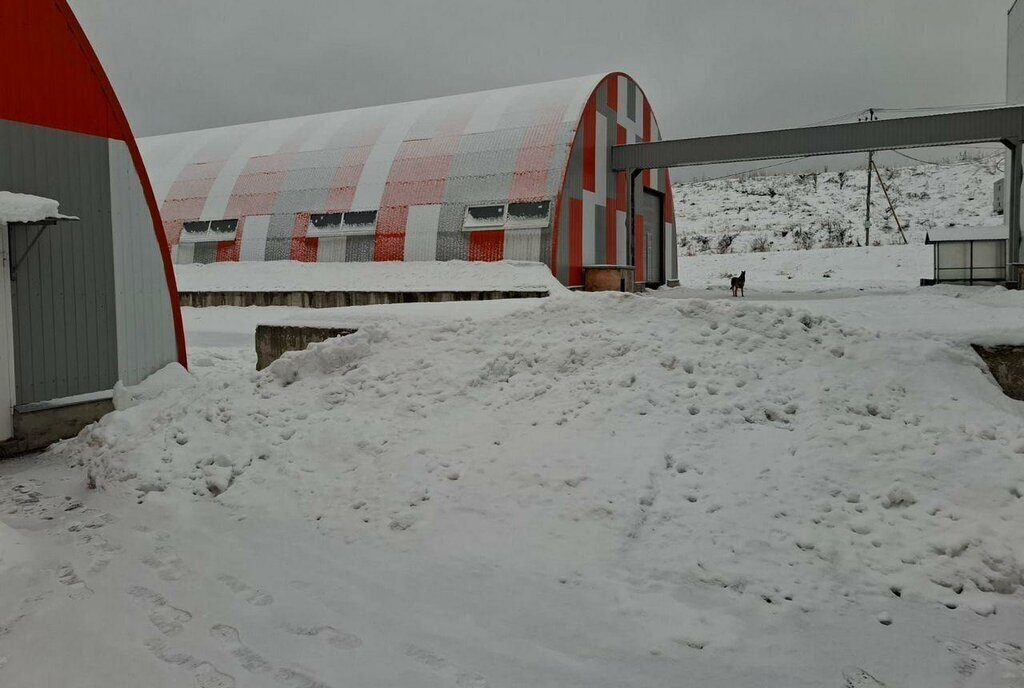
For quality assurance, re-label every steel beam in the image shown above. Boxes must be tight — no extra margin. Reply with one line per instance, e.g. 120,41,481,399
611,106,1024,171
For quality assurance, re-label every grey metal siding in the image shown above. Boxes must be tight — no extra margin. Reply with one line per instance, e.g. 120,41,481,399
0,119,118,404
1010,0,1024,105
108,140,179,386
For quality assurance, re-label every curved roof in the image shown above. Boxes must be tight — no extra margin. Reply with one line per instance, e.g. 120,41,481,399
140,74,610,237
1,0,187,367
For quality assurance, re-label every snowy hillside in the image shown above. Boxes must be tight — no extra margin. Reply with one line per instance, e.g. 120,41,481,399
674,155,1005,253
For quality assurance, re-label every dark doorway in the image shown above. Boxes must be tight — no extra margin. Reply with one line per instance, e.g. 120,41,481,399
640,188,664,286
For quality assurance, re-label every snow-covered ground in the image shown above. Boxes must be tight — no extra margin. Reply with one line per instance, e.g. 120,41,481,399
674,156,1005,253
1,247,1023,686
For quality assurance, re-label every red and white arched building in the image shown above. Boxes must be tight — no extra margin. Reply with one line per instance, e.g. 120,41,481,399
142,73,678,288
0,0,185,450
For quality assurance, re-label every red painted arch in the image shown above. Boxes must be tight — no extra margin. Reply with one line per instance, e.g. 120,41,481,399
550,71,676,286
0,0,188,368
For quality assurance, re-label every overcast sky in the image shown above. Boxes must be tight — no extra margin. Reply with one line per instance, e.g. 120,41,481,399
70,0,1011,176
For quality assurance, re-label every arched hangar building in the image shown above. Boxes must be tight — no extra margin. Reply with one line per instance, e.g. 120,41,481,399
141,73,679,288
0,0,185,451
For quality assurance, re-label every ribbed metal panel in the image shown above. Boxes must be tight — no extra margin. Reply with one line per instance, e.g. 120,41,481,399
108,140,178,386
1010,2,1024,105
0,119,118,404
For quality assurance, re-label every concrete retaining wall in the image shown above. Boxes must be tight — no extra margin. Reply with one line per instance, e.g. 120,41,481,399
181,290,548,308
973,344,1024,401
256,325,359,370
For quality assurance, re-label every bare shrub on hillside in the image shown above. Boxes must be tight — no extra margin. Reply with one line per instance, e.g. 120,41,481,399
691,234,711,253
716,233,739,254
820,218,852,248
749,234,772,252
774,222,800,239
792,227,816,250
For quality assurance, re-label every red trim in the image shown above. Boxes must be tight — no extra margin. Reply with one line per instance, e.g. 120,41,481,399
373,206,410,261
45,0,188,368
569,197,583,286
288,213,317,261
467,230,505,262
582,98,596,193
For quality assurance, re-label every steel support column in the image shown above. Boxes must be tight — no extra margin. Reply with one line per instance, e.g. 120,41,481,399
1006,139,1023,274
626,168,641,270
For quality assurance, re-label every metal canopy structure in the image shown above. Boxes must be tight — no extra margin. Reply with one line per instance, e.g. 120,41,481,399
612,106,1024,274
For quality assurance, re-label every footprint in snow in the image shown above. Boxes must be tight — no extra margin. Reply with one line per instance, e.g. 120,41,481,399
405,645,490,688
217,573,274,606
286,624,363,650
127,585,192,636
141,546,188,581
55,564,92,599
145,638,235,688
211,624,335,688
940,637,1024,668
841,666,887,687
210,624,274,674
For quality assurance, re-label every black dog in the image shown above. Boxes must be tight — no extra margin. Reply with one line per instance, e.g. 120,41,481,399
730,270,746,297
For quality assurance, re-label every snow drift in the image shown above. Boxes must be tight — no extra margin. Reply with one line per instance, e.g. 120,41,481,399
54,290,1024,624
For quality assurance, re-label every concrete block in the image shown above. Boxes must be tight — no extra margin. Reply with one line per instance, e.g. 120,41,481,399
583,266,635,292
973,344,1024,400
256,324,358,370
0,398,114,458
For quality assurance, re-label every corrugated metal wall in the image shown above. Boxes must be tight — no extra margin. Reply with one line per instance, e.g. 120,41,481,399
0,119,118,404
108,140,179,386
1009,1,1024,106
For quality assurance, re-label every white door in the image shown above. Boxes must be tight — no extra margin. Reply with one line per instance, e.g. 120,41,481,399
0,223,14,440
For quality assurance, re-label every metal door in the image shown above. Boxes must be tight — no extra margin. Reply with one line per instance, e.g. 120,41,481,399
640,188,664,285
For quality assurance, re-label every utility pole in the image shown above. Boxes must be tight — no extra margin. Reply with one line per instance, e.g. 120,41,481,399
862,108,877,246
866,150,872,246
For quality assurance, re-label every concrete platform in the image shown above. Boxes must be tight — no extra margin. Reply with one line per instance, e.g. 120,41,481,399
0,396,113,458
181,289,548,308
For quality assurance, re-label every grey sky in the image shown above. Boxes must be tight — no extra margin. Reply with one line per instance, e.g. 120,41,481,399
70,0,1010,177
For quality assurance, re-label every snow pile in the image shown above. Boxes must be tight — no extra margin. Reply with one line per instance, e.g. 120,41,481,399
674,156,1004,253
0,191,67,224
55,290,1024,621
174,259,563,293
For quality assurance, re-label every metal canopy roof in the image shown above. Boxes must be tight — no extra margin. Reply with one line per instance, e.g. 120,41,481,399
611,104,1024,271
926,226,1008,243
611,106,1024,171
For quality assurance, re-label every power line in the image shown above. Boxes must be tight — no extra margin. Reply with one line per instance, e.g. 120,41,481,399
694,156,814,183
871,101,1006,114
889,149,1004,166
803,108,869,127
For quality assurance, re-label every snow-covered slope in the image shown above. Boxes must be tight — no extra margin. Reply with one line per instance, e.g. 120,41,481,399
674,155,1005,253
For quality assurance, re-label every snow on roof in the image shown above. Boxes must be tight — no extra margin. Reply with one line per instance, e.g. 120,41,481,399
0,191,76,224
925,225,1006,243
174,259,564,293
